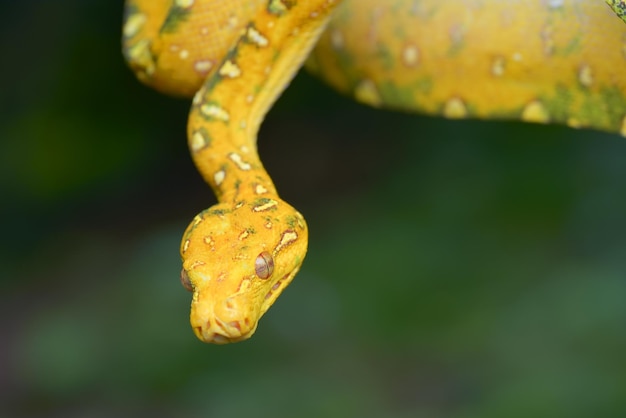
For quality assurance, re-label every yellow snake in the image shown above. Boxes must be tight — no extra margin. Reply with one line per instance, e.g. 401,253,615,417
122,0,626,344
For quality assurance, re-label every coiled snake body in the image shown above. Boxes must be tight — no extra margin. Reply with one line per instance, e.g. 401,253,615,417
123,0,626,344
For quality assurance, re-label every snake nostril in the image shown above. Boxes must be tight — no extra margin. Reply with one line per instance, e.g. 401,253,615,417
228,321,241,331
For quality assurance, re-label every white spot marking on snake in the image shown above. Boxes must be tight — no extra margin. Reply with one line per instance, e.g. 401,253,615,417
123,13,146,38
354,79,381,107
253,199,278,212
402,44,419,67
491,56,505,77
203,235,215,249
175,0,194,8
228,153,251,171
233,252,249,261
201,104,230,121
269,0,289,14
578,64,593,88
194,60,213,74
214,170,225,186
247,27,269,47
255,184,268,195
192,86,206,105
547,0,564,8
127,39,154,76
295,212,306,229
219,60,242,78
443,97,467,119
273,230,298,256
193,214,203,225
179,49,189,60
567,117,582,129
521,100,550,123
182,239,190,254
191,130,209,152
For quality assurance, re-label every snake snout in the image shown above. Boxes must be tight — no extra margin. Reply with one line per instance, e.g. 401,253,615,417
194,318,254,344
193,298,256,344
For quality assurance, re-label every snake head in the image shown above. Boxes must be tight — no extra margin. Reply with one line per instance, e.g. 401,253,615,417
179,197,308,344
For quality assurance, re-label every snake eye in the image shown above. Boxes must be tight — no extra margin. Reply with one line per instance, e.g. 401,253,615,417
255,251,274,279
180,269,194,292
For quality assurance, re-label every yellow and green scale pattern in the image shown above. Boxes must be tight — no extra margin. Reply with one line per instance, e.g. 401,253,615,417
123,0,626,344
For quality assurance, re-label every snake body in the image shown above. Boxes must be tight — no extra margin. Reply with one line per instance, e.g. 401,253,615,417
123,0,626,344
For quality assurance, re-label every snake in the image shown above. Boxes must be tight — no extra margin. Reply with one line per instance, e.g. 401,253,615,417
122,0,626,344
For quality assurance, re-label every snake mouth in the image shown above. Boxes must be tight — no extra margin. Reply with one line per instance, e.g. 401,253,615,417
195,327,236,344
193,316,256,344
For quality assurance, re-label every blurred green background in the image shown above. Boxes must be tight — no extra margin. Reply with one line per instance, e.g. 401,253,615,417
2,1,626,417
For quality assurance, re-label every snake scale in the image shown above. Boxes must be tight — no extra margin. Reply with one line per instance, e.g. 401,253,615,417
122,0,626,344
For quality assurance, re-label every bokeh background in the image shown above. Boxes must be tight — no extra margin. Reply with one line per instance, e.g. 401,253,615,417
2,1,626,417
